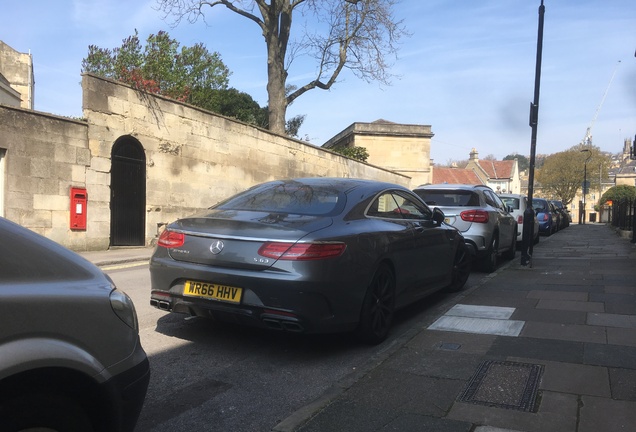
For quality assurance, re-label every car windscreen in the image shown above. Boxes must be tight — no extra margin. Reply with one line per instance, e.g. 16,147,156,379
532,200,548,212
214,182,344,216
414,190,480,207
501,197,520,210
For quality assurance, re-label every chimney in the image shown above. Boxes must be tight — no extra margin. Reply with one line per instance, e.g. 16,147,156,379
469,148,479,161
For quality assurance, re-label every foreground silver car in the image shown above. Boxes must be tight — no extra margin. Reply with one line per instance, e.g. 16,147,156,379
150,178,471,344
0,217,149,432
413,184,517,273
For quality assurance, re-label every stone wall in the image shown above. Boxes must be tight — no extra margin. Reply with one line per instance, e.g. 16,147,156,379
78,74,408,249
1,74,410,250
0,106,91,248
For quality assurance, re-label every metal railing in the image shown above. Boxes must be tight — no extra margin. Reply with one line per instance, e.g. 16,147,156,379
609,198,635,232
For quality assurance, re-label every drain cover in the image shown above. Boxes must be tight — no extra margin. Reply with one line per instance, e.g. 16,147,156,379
457,360,543,412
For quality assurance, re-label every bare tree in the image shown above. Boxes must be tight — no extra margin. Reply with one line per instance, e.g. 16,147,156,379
156,0,407,135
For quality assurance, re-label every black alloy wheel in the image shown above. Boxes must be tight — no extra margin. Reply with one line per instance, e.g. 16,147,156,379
356,263,395,345
481,235,498,273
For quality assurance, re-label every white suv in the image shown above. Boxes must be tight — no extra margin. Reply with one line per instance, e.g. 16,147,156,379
0,217,149,432
499,193,540,246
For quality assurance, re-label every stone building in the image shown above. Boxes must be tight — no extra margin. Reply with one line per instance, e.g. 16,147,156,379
615,138,636,187
0,41,34,109
322,119,434,189
464,148,520,194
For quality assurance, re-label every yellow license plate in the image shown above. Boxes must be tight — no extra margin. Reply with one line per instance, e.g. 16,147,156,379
183,280,242,304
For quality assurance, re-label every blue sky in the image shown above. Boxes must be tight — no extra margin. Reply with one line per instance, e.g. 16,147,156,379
2,0,635,165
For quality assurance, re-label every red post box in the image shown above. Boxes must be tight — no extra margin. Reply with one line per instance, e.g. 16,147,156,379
70,187,87,230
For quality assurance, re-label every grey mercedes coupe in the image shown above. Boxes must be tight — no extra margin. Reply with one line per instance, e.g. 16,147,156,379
149,178,470,344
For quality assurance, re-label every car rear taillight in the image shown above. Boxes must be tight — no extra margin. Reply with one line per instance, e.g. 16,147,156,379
258,242,346,260
517,215,523,224
460,210,489,223
157,230,185,248
539,214,549,222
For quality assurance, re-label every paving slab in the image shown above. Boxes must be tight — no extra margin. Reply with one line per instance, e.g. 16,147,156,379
379,414,472,432
447,391,578,432
446,304,515,319
608,368,636,401
606,327,636,347
579,396,636,432
381,345,483,381
487,337,584,364
407,330,497,355
538,360,611,397
520,321,607,344
583,343,636,369
429,316,525,337
587,312,636,329
526,290,588,301
535,299,604,313
510,307,586,325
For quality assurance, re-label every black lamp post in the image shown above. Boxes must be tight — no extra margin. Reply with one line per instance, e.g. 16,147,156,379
520,0,545,267
580,149,591,224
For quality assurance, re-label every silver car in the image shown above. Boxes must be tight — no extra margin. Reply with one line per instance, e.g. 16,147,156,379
150,178,471,344
0,217,149,432
413,184,517,272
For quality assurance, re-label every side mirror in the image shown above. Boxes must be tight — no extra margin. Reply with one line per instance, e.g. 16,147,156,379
432,207,445,226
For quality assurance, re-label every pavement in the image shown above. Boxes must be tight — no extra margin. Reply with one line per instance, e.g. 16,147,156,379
81,224,636,432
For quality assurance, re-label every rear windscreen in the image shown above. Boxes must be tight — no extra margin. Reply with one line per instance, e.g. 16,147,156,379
414,190,480,207
215,182,343,216
532,200,548,211
501,197,520,210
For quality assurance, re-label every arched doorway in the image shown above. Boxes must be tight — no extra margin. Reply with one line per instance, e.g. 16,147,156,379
110,136,146,246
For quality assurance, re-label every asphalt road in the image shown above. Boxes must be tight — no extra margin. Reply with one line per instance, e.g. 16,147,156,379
106,265,487,432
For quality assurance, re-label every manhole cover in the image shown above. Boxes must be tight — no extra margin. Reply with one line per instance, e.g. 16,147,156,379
457,360,543,412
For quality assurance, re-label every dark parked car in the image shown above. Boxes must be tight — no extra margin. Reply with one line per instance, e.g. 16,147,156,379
550,200,570,229
413,184,517,273
150,178,471,344
533,198,559,236
0,217,149,432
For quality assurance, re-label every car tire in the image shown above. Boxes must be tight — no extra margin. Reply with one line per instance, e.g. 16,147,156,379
481,235,498,273
0,391,94,432
502,229,517,260
356,263,395,345
446,243,471,293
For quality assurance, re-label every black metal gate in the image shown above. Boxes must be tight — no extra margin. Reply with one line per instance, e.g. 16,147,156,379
110,136,146,246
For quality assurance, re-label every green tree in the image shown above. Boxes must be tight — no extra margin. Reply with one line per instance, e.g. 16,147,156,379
504,153,529,172
157,0,408,135
329,146,370,162
536,144,611,206
82,30,230,102
600,185,636,205
191,87,268,127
